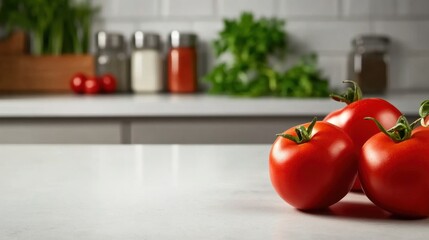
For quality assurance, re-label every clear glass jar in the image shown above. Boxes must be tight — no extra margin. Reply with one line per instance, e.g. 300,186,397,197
167,31,198,93
347,35,390,94
95,31,129,92
131,31,162,93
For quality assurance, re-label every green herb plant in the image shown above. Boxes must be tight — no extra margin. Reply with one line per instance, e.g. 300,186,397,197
0,0,98,55
204,12,330,97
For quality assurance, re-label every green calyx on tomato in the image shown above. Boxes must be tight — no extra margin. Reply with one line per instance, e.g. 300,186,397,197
330,80,363,105
365,116,413,143
276,117,317,144
366,99,429,143
419,100,429,127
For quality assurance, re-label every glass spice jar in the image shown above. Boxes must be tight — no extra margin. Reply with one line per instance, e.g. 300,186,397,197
167,31,198,93
95,31,130,92
131,31,163,93
347,35,390,94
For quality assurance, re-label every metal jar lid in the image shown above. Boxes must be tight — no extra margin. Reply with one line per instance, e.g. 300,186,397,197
132,31,161,50
96,31,126,50
168,30,197,48
352,35,390,53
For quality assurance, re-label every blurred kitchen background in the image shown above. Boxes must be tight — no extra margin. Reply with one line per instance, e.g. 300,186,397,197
0,0,428,144
91,0,429,91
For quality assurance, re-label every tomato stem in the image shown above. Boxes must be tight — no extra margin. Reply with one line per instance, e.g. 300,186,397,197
277,117,317,144
329,80,363,105
419,100,429,127
365,100,429,142
365,116,413,143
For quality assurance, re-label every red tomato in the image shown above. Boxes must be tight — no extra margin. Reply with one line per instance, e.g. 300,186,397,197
99,74,117,93
70,73,86,94
414,125,429,133
269,120,358,210
360,130,429,218
84,77,100,94
325,89,402,191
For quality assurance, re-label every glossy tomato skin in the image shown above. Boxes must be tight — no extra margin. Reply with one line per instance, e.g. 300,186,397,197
99,74,117,93
324,98,402,191
84,77,100,94
414,125,429,133
70,73,86,94
269,121,358,210
360,130,429,218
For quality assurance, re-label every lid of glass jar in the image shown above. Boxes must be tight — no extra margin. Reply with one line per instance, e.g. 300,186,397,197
96,31,126,50
168,31,197,48
352,35,390,53
132,31,161,50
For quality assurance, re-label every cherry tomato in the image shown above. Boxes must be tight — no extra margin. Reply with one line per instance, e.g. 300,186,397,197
70,73,86,94
324,82,402,191
360,128,429,218
269,119,358,210
99,74,117,93
84,76,100,94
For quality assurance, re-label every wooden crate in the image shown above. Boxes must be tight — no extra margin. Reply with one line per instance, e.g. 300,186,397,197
0,31,27,55
0,55,94,93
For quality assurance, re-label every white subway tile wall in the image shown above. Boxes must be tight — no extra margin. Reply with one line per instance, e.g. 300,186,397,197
163,0,215,17
342,0,371,17
92,0,429,91
279,0,339,18
397,0,429,17
342,0,397,18
287,21,371,52
369,0,397,17
218,0,276,17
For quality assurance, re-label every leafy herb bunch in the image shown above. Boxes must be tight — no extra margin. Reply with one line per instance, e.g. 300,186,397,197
205,12,330,97
0,0,98,55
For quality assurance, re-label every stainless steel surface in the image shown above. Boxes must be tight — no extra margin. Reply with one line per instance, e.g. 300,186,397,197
168,30,197,48
96,31,126,50
352,34,390,53
132,31,161,50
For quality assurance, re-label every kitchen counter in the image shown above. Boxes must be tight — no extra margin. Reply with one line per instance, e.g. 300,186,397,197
0,93,427,144
1,144,428,239
0,92,427,118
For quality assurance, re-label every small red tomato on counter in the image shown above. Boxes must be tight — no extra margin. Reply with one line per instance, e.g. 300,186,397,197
99,74,117,93
269,118,358,210
360,115,429,218
83,76,101,94
324,81,402,192
70,73,86,94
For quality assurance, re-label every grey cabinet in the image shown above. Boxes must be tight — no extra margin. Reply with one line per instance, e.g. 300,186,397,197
0,120,122,144
0,114,417,144
130,117,318,144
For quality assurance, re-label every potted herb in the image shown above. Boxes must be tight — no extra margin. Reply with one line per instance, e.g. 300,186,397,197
205,12,330,97
0,0,99,93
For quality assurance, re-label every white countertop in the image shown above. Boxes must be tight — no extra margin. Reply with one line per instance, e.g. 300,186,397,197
0,92,427,118
1,144,428,239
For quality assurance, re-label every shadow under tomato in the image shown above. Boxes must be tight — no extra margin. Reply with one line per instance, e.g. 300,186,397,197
299,201,428,221
329,201,392,219
298,201,391,220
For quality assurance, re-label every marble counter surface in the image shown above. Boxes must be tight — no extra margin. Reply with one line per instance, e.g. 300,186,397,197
0,92,427,118
1,144,428,239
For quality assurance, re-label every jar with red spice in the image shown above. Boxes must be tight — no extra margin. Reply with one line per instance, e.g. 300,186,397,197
167,31,198,93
